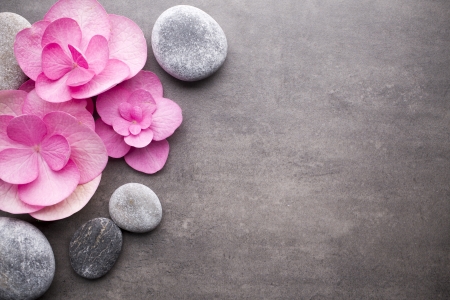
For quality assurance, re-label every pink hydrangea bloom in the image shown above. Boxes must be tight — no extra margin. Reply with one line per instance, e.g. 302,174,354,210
14,0,147,103
0,89,107,220
96,70,182,174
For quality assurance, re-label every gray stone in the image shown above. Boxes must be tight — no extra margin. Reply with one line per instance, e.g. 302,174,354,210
69,218,122,279
152,5,227,81
0,217,55,300
109,183,162,233
0,12,30,90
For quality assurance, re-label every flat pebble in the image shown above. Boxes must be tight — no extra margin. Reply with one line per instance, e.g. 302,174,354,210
109,183,162,233
0,217,55,300
69,218,122,279
0,12,30,90
152,5,227,81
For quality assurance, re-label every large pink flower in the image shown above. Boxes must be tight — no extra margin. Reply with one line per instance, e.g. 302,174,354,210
96,70,182,174
14,0,147,103
0,89,107,220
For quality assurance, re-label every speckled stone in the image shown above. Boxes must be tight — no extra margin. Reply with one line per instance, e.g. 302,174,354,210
152,5,227,81
69,218,122,279
0,217,55,300
0,12,30,90
109,183,162,233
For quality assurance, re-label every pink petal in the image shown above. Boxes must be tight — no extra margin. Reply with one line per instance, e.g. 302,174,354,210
41,134,70,171
0,115,20,152
119,70,163,98
14,21,50,80
35,72,72,103
19,158,80,206
23,90,95,131
19,80,36,92
83,98,94,115
150,97,183,141
7,114,47,146
95,119,130,158
96,86,131,125
0,148,39,184
30,174,101,221
68,44,88,69
41,43,72,80
129,124,141,135
70,59,130,99
112,118,132,136
41,18,82,51
124,139,169,174
130,106,143,121
0,90,27,116
44,0,110,51
84,35,109,74
127,89,156,111
44,112,107,184
124,129,153,148
118,102,132,120
66,67,95,87
108,14,147,79
0,180,43,214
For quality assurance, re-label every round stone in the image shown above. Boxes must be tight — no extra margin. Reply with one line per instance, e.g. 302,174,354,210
109,183,162,233
69,218,122,279
0,217,55,300
152,5,228,81
0,12,30,90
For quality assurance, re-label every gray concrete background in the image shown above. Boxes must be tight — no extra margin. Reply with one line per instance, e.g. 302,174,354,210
1,0,449,299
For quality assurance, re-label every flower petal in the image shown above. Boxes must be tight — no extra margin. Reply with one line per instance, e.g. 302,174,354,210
150,97,183,141
35,72,72,103
41,43,72,80
129,124,141,135
41,18,82,50
0,148,39,184
0,90,27,116
108,14,147,79
18,79,36,92
84,35,109,74
124,139,169,174
70,59,130,99
95,119,130,158
66,67,95,87
96,86,131,125
0,180,43,214
44,112,107,184
18,158,80,206
0,115,21,152
124,129,153,148
127,89,156,111
30,174,101,221
7,114,47,146
112,118,131,136
14,20,50,80
41,134,70,171
68,44,88,68
118,102,132,121
44,0,110,51
119,70,163,98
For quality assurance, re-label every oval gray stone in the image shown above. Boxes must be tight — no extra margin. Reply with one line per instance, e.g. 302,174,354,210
0,12,30,90
152,5,227,81
69,218,122,279
0,217,55,300
109,183,162,233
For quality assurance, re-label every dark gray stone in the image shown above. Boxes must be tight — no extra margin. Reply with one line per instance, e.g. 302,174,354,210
152,5,227,81
0,217,55,300
0,12,30,90
69,218,122,279
109,183,162,233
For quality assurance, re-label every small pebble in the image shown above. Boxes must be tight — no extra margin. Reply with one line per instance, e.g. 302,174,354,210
152,5,228,81
0,12,30,90
69,218,122,279
0,217,55,300
109,183,162,233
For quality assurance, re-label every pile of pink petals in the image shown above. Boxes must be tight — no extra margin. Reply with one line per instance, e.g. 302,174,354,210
0,0,183,220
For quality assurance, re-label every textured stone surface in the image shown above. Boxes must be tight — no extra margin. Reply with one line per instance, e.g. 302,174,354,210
0,217,55,300
0,12,30,90
69,218,122,279
109,183,162,233
152,5,227,81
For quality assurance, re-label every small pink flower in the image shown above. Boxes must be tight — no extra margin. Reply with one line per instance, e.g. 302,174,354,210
96,70,182,174
0,89,107,221
14,0,147,103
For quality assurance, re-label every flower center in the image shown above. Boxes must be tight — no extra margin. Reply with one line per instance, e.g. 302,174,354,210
33,144,41,153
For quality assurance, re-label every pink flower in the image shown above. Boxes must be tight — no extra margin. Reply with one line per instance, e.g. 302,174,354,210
0,89,107,220
14,0,147,103
96,70,182,174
